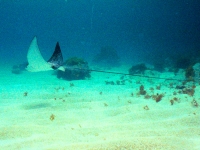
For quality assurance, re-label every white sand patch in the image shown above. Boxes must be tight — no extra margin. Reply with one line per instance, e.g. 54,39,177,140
0,66,200,149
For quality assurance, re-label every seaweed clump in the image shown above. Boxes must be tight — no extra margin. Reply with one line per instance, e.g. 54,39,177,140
185,66,195,81
152,93,164,102
182,88,195,96
57,57,91,80
139,85,146,95
93,46,120,67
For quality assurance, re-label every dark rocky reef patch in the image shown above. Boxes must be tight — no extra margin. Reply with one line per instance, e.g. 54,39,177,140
57,57,91,81
129,63,148,75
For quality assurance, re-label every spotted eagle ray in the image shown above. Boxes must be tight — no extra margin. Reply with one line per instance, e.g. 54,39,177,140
25,36,187,82
26,36,65,72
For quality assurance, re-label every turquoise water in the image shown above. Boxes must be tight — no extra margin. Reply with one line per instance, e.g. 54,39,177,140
0,1,200,149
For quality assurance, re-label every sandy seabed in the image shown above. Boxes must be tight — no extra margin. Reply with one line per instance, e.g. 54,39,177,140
0,64,199,150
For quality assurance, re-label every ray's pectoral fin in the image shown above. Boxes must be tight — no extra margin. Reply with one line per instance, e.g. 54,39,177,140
26,36,53,72
26,36,65,72
47,42,64,70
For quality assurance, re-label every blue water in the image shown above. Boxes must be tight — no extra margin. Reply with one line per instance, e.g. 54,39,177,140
0,0,200,66
1,1,200,149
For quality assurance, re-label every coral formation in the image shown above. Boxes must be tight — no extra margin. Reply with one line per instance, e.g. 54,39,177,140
64,57,85,66
175,85,186,89
170,97,180,105
185,66,195,81
139,85,146,95
129,63,147,75
57,57,90,80
93,46,120,67
182,88,195,96
152,93,164,102
105,81,115,85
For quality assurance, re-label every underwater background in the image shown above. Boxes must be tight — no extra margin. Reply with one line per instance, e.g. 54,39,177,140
1,1,200,149
0,0,200,66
